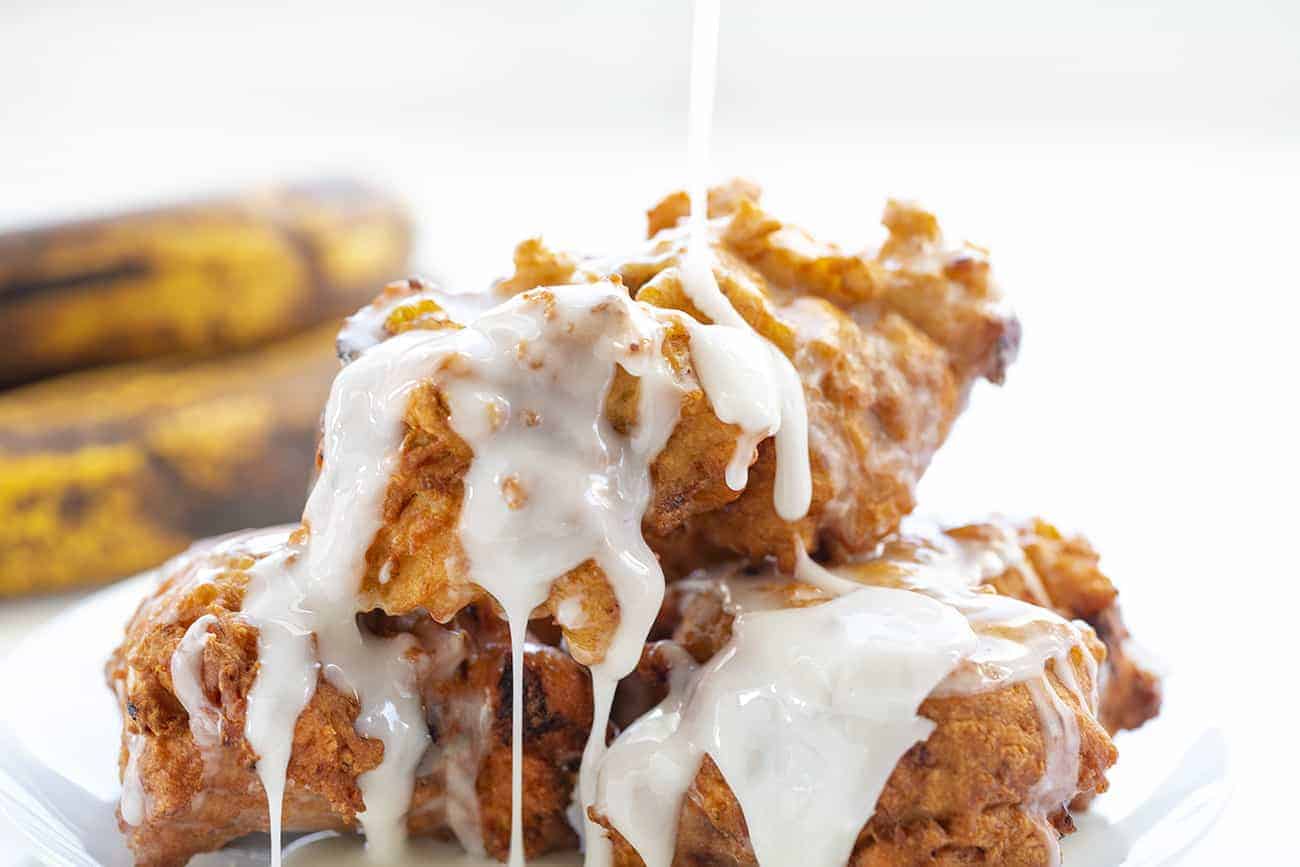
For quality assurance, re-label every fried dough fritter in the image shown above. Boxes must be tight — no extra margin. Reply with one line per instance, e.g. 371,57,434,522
595,518,1160,867
968,518,1162,738
103,182,1160,867
109,519,1158,866
356,182,1019,661
106,531,592,867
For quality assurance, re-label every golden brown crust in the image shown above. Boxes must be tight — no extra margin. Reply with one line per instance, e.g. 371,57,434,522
527,182,1014,569
1014,519,1162,736
359,377,479,623
599,652,1113,867
603,663,1111,867
714,189,1017,384
357,184,1017,639
109,516,1156,866
107,540,592,867
493,237,582,297
350,285,731,663
106,183,1151,867
850,804,1057,867
595,518,1156,867
672,755,760,867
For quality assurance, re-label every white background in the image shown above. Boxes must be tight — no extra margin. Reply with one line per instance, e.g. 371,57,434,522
2,0,1298,863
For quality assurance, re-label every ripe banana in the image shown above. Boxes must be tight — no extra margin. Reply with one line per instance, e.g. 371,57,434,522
0,180,411,385
0,323,343,595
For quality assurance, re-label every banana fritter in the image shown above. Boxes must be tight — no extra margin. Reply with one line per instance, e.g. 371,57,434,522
108,519,1157,866
353,182,1019,661
597,519,1159,867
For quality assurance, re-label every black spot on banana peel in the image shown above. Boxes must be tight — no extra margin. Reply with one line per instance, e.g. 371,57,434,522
0,323,342,596
0,179,413,386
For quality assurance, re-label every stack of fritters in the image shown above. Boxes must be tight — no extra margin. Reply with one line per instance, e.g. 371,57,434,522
108,182,1160,866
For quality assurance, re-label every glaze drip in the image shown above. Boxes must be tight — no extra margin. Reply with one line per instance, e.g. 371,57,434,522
595,587,975,867
594,524,1101,867
221,275,809,867
170,615,220,752
676,0,810,522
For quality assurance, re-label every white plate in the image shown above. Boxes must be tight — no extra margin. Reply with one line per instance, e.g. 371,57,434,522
0,574,1228,867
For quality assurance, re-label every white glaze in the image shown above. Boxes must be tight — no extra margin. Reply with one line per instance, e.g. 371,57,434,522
118,731,146,827
138,281,1087,867
242,547,321,867
675,0,811,522
143,3,891,856
595,587,976,867
436,282,689,866
1026,677,1077,867
170,615,222,761
337,284,496,361
322,625,431,864
130,527,287,629
888,527,1100,705
121,531,289,830
227,276,810,867
507,621,526,867
440,283,684,678
121,8,1073,855
601,524,1100,867
794,544,864,596
685,0,719,248
440,686,493,856
826,526,1100,835
241,325,477,866
680,317,812,520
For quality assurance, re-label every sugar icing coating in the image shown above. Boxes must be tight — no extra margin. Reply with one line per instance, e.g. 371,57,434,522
221,274,811,865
